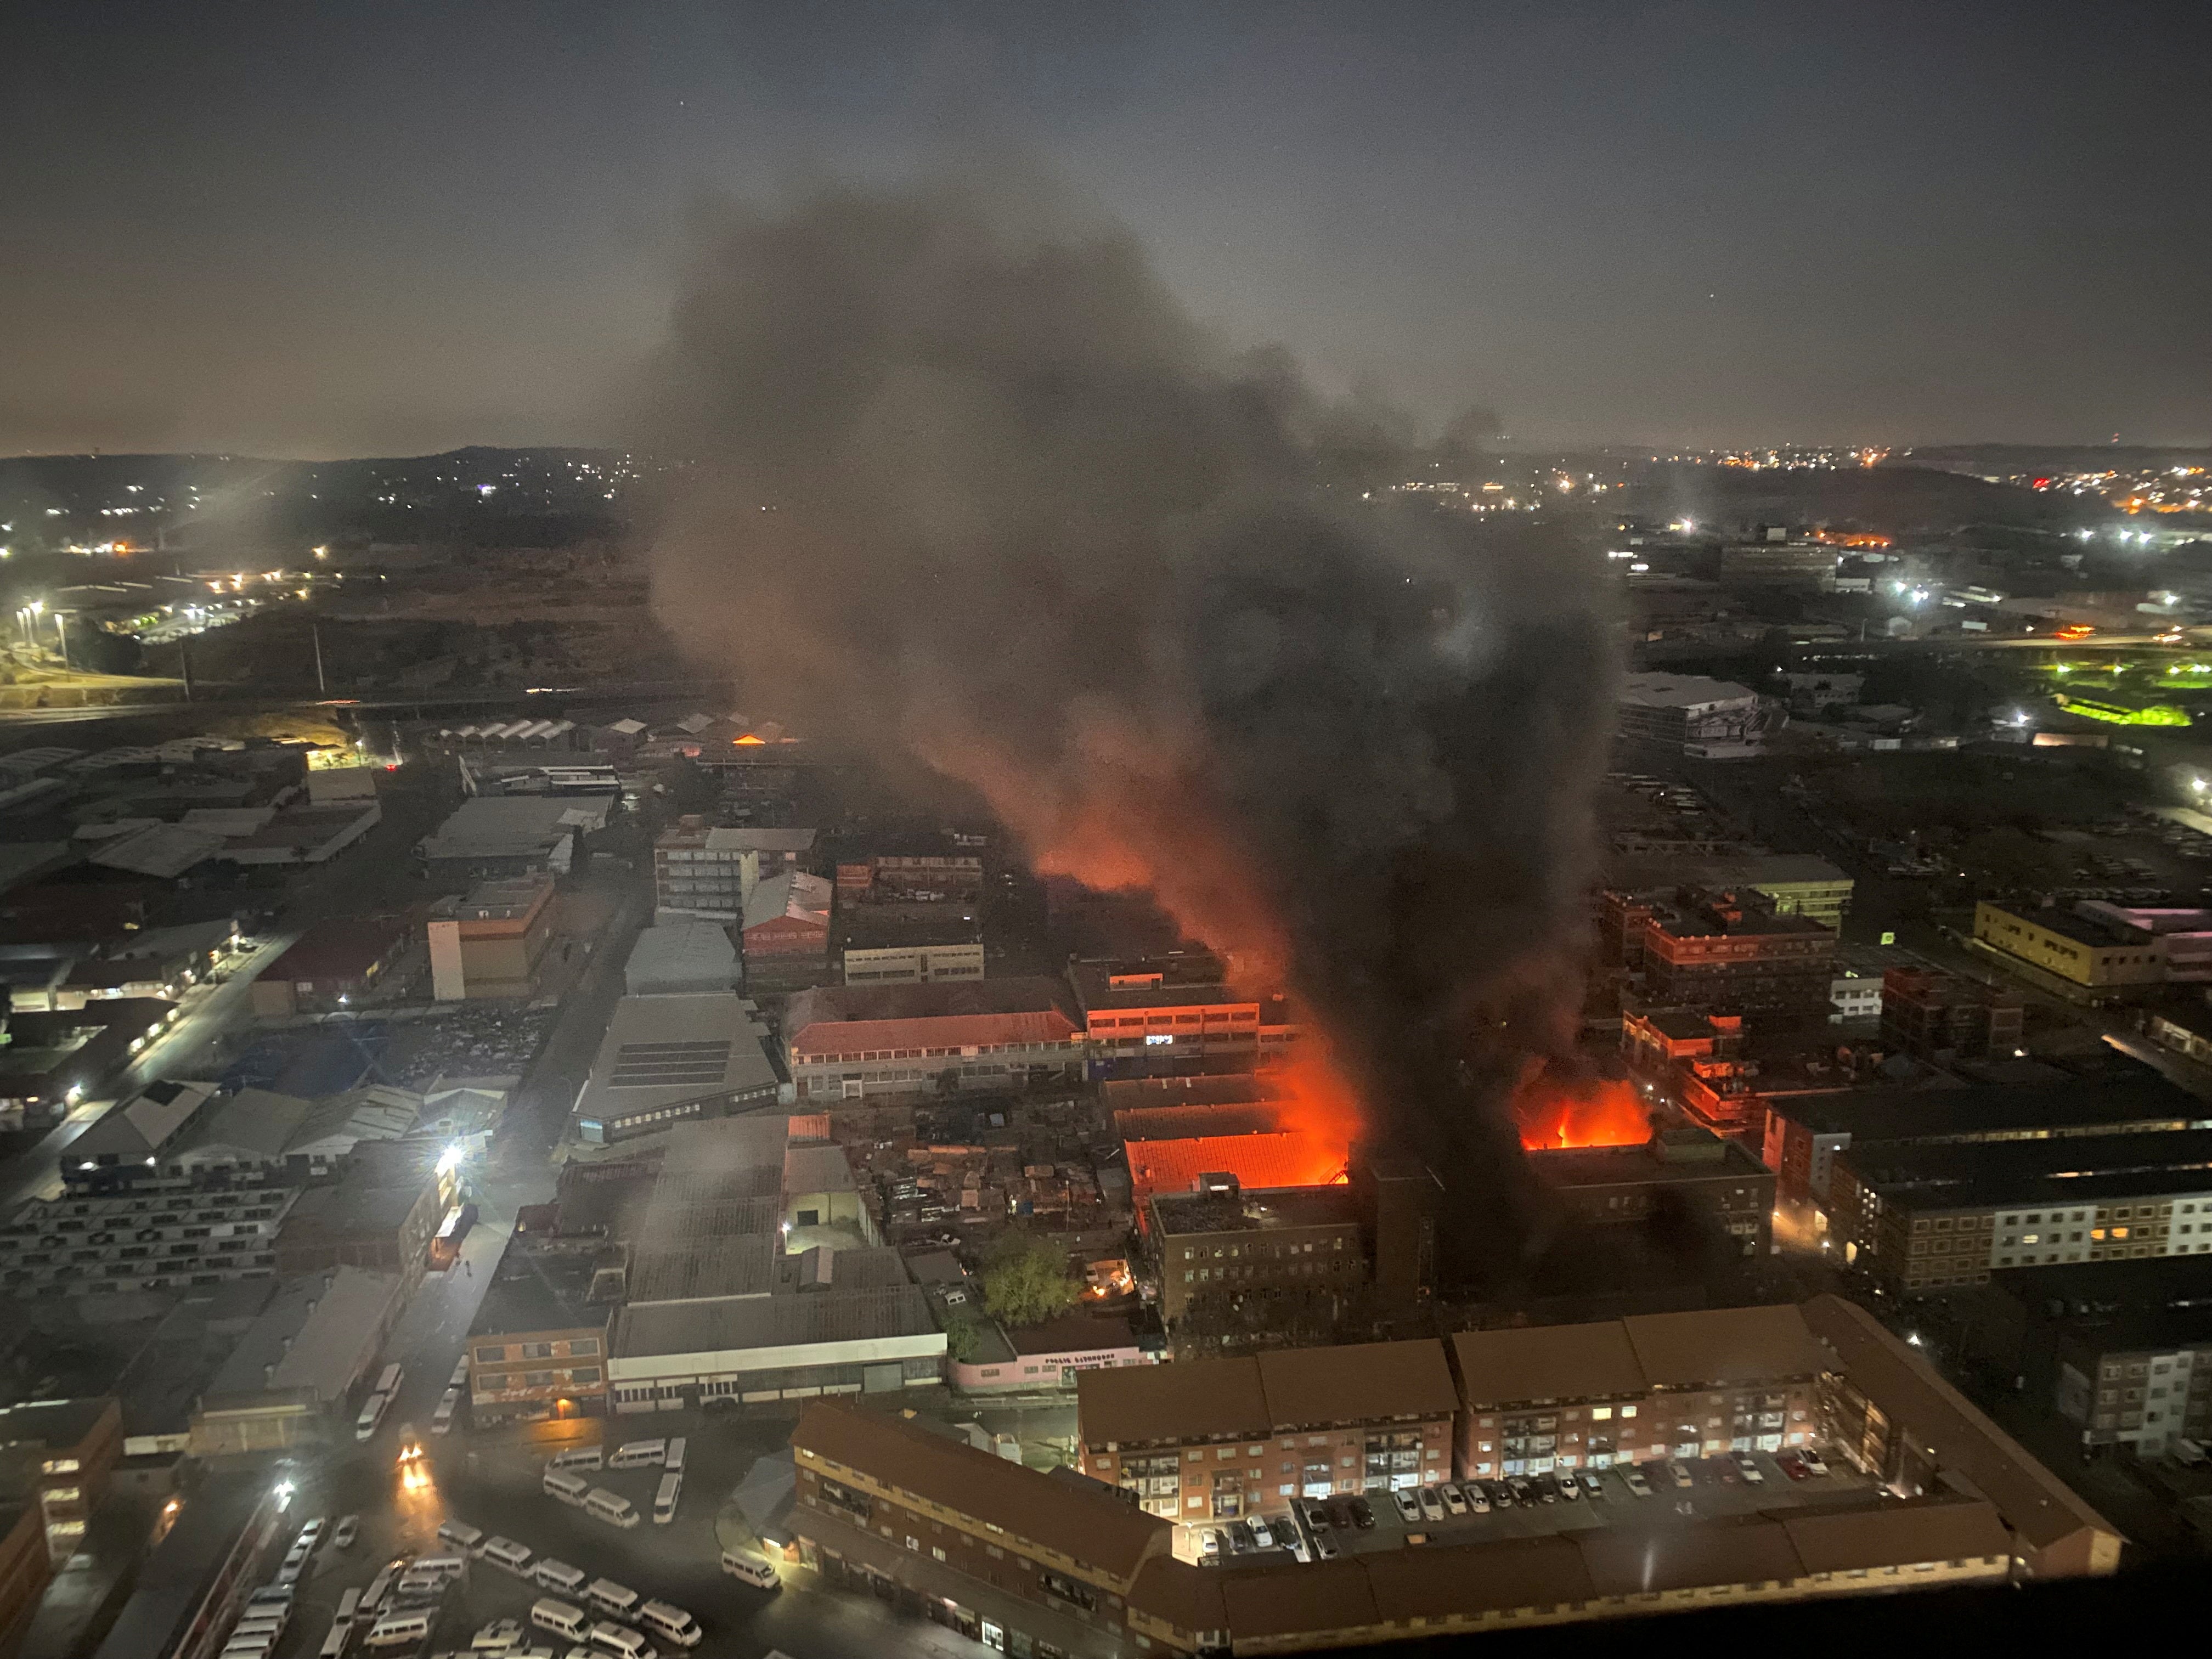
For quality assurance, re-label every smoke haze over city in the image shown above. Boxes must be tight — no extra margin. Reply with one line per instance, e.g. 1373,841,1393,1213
642,176,1619,1259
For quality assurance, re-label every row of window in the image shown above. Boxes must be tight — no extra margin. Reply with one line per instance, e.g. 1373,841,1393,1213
474,1336,600,1362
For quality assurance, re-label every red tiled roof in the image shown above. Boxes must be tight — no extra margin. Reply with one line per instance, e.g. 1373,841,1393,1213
1125,1132,1335,1211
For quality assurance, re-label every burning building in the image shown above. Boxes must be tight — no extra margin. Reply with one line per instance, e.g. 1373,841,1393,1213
642,175,1620,1284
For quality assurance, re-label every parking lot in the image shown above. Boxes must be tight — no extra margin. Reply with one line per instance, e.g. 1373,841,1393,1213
245,1407,857,1659
1186,1449,1875,1566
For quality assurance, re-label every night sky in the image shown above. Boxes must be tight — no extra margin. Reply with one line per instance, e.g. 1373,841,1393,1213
6,0,2208,458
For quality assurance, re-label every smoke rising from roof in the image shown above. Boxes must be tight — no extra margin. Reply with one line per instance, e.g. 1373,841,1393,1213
641,176,1620,1276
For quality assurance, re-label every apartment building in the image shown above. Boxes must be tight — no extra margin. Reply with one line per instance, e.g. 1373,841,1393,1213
1762,1078,2210,1210
791,1301,2119,1655
1827,1128,2212,1293
1449,1305,1824,1480
1075,1341,1458,1521
0,1187,297,1298
792,1397,1203,1659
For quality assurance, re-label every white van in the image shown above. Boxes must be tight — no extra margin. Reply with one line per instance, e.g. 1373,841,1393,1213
480,1536,533,1576
335,1588,362,1622
583,1488,640,1530
360,1564,398,1614
374,1362,404,1397
607,1438,667,1470
532,1598,592,1642
232,1615,286,1638
638,1600,701,1649
652,1472,681,1525
663,1437,686,1475
543,1469,591,1506
219,1640,273,1659
721,1549,779,1591
588,1624,654,1659
583,1578,640,1621
354,1391,390,1442
548,1445,603,1472
317,1620,351,1658
431,1389,459,1434
437,1520,485,1555
410,1554,469,1581
532,1559,586,1596
363,1611,433,1649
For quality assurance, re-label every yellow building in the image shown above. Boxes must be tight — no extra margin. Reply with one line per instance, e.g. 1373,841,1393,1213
1972,901,2165,988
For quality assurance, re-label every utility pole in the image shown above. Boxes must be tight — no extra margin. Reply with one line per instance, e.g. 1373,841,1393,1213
178,635,193,702
312,623,327,696
52,611,66,668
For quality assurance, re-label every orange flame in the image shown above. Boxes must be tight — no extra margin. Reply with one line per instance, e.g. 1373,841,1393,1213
909,708,1363,1160
1512,1064,1649,1151
733,733,767,745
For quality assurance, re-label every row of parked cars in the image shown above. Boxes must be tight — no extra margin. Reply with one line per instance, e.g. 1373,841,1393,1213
1194,1450,1835,1565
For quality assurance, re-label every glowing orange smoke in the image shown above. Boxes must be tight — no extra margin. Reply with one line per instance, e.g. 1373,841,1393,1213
1512,1064,1649,1152
733,733,767,745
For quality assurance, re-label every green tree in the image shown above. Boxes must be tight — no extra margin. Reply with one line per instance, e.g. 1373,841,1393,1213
981,1235,1079,1328
943,1314,984,1363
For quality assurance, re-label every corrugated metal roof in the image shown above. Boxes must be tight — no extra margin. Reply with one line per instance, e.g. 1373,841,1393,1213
616,1283,940,1357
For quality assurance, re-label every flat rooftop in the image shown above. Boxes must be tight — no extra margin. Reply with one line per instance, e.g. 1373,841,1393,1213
1618,673,1757,709
1838,1126,2212,1196
1149,1184,1362,1237
1772,1080,2212,1142
1526,1138,1769,1188
469,1242,610,1337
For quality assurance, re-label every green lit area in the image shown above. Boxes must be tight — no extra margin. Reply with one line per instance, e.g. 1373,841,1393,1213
2052,691,2192,726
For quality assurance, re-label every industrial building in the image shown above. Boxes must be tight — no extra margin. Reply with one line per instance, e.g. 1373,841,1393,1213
1972,898,2212,992
782,978,1084,1102
622,917,739,996
1604,885,1837,1026
1147,1182,1368,1328
416,793,610,878
1070,958,1282,1082
187,1267,405,1456
740,869,834,988
603,1118,943,1409
1525,1128,1775,1257
573,990,784,1143
1761,1077,2211,1210
465,1246,612,1424
426,874,556,1000
1879,965,2024,1059
247,913,411,1016
1616,674,1777,758
0,1396,123,1562
1607,850,1854,926
1075,1341,1458,1519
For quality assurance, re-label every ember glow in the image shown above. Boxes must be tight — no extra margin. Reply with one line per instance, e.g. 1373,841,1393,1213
1513,1064,1649,1151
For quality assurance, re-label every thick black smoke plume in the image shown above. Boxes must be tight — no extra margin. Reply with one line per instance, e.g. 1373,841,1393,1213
640,178,1620,1278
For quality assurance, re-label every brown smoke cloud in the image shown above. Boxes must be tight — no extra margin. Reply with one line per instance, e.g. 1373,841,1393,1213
639,174,1620,1277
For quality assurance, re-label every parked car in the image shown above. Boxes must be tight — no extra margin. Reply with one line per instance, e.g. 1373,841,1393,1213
472,1620,526,1652
1798,1449,1830,1478
1346,1497,1375,1530
1531,1474,1560,1504
1464,1484,1491,1515
1506,1476,1537,1507
1301,1499,1333,1533
1416,1487,1444,1522
1554,1471,1581,1502
1313,1534,1340,1561
1622,1469,1654,1498
1578,1472,1606,1500
1227,1521,1256,1554
1734,1452,1765,1485
332,1515,360,1550
1199,1529,1223,1559
1485,1480,1515,1510
1777,1452,1809,1481
1392,1489,1421,1524
1439,1484,1468,1517
1664,1462,1695,1489
1248,1518,1274,1550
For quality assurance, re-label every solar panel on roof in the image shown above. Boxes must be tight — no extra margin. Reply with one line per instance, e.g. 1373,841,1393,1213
608,1039,733,1088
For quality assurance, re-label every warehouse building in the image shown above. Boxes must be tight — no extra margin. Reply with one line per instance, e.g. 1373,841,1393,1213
426,874,557,1000
783,978,1084,1102
573,991,785,1144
